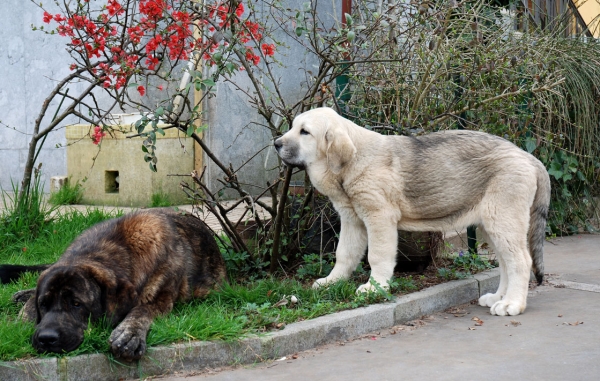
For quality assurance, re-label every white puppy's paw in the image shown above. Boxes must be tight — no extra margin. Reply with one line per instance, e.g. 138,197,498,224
478,292,502,307
490,300,524,316
356,282,377,294
312,277,331,289
356,281,389,294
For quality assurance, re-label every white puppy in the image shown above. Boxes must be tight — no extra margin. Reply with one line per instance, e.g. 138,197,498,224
275,108,550,316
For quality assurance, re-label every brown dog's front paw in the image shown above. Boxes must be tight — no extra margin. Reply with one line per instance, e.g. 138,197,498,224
14,290,37,322
12,288,35,304
109,325,147,361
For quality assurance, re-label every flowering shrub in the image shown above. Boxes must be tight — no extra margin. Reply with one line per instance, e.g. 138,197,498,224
39,0,275,142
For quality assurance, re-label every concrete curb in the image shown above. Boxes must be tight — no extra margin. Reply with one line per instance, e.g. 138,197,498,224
0,269,500,381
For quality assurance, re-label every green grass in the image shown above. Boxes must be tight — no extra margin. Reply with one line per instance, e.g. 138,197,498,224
48,178,83,205
0,174,56,249
0,209,422,362
149,191,175,207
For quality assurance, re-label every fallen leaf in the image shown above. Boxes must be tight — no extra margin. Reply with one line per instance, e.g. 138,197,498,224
468,327,476,330
292,353,299,359
446,307,467,315
510,320,521,327
567,321,583,326
558,314,563,318
272,298,288,308
471,316,484,326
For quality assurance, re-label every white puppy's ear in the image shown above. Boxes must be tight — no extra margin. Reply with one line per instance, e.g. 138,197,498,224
325,124,356,174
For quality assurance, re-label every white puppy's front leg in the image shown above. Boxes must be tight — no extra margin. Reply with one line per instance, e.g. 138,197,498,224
357,218,398,293
313,214,367,289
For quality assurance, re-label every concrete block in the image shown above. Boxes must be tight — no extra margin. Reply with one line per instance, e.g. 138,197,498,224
0,358,57,381
50,175,68,193
138,338,264,376
394,279,479,324
262,303,395,358
65,354,136,381
473,268,501,296
66,124,195,206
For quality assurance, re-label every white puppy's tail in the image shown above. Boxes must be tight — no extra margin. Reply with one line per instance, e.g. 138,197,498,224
529,161,551,285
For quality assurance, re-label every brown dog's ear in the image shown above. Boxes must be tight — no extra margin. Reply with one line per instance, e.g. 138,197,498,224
83,265,136,323
325,124,356,174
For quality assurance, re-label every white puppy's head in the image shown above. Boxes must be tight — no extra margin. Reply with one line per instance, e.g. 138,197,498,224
274,108,356,174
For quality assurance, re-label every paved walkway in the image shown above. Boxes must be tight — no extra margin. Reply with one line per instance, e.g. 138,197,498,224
155,234,600,381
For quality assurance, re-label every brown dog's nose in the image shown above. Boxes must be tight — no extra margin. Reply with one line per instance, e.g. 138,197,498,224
37,328,60,347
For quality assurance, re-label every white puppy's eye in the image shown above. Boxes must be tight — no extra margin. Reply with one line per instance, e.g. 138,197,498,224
300,129,310,135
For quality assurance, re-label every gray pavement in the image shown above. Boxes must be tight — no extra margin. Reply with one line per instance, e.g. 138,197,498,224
155,234,600,381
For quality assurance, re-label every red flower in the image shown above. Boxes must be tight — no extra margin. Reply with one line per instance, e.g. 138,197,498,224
235,3,244,18
92,125,106,145
140,0,166,22
107,0,124,17
145,55,160,70
246,48,260,65
69,63,77,70
261,43,275,57
43,11,53,24
137,85,146,96
127,25,143,44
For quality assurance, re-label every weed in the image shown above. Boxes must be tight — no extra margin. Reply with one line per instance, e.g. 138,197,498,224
452,250,495,273
219,234,268,280
48,178,83,205
437,250,496,280
296,253,334,280
0,166,56,249
149,191,175,207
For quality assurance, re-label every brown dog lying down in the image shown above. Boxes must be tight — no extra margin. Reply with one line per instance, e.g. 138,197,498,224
0,209,225,361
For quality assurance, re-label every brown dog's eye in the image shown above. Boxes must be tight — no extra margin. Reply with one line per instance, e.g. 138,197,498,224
72,301,81,308
300,129,310,135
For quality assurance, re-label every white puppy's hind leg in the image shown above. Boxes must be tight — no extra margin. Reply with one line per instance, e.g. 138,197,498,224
483,228,531,316
312,216,367,289
478,255,507,307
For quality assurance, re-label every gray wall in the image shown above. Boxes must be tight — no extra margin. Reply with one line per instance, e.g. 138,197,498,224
0,1,335,198
0,1,75,192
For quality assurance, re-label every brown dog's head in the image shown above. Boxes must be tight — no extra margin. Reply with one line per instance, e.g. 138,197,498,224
31,266,104,354
274,108,356,175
